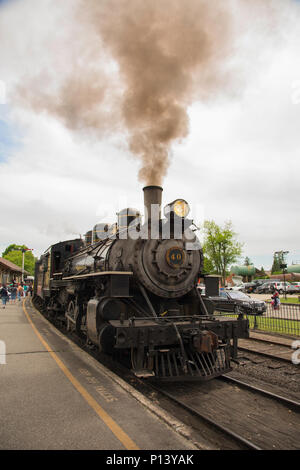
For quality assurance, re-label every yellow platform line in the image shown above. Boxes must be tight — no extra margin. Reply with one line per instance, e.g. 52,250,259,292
22,299,139,450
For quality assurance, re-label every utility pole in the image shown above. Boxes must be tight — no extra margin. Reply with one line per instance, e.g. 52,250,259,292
21,249,25,283
18,247,33,283
280,263,288,299
275,250,289,299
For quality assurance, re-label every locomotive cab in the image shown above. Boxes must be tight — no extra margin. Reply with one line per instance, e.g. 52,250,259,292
34,238,84,299
50,239,84,276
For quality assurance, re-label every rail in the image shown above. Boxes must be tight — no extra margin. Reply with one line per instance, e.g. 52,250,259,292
218,375,300,412
148,383,262,450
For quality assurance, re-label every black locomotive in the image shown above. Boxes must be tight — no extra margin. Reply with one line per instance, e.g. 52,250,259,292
33,186,249,380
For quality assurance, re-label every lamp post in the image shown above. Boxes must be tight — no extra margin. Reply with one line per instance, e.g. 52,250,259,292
275,250,289,300
16,247,33,283
21,249,25,283
280,262,288,300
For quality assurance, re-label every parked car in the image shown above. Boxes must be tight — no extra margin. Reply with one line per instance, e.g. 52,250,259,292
271,282,291,294
253,279,270,289
256,280,281,294
286,284,300,294
226,283,245,291
242,279,273,294
209,290,267,315
242,282,257,293
256,282,273,294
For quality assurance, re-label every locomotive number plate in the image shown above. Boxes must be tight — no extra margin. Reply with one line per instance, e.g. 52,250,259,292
166,247,185,268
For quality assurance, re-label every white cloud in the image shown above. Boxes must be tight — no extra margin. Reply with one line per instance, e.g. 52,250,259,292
0,0,299,270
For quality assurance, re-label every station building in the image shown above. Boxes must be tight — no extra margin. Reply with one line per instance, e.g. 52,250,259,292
0,257,29,284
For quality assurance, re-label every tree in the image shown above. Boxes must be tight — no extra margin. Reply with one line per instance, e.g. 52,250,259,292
2,244,24,257
202,255,215,275
260,266,266,277
271,251,285,274
202,220,243,285
2,244,36,276
244,256,252,266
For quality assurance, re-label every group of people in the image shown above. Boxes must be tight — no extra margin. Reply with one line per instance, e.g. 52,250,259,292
0,282,33,309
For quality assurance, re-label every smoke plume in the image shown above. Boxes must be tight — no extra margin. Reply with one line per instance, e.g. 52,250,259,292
15,0,279,185
83,0,236,185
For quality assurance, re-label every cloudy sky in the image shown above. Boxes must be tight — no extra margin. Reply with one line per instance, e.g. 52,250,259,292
0,0,299,270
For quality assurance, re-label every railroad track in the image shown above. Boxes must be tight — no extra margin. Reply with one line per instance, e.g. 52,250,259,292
238,336,294,363
147,375,300,450
147,382,262,450
219,375,300,413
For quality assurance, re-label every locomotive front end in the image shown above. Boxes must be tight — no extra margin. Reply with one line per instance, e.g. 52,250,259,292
35,185,249,382
97,185,249,379
108,185,203,299
110,314,249,380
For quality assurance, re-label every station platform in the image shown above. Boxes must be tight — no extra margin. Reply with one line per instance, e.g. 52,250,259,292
0,298,200,450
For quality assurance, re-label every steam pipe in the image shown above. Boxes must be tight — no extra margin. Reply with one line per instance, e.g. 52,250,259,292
143,185,163,224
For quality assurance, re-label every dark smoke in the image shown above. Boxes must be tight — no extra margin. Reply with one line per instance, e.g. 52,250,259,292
82,0,234,185
16,0,248,185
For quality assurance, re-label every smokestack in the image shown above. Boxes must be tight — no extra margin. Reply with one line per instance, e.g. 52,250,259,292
143,185,163,224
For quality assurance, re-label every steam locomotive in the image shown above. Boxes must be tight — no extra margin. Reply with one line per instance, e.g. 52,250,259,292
33,186,249,380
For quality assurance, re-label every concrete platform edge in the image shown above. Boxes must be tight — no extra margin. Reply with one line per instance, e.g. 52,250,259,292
26,299,207,450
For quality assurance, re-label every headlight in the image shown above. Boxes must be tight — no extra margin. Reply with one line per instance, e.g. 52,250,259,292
164,199,190,218
242,302,250,307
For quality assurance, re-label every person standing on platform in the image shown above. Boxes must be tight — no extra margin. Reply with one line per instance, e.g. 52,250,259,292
10,284,17,304
0,284,9,309
17,284,23,302
23,284,28,297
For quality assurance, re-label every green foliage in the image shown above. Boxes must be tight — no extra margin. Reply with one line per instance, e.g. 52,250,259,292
244,256,252,266
271,255,281,274
202,220,243,285
2,244,36,276
278,297,300,304
202,256,215,275
271,251,288,274
2,244,27,257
